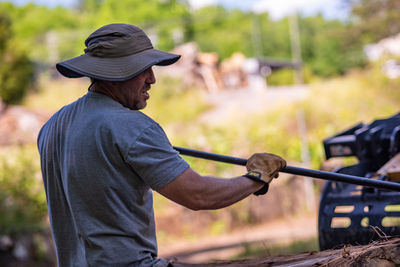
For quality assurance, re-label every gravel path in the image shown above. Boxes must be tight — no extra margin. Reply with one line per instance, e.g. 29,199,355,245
199,85,310,125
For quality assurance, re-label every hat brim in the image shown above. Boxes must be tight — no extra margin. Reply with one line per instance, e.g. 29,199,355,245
56,48,180,81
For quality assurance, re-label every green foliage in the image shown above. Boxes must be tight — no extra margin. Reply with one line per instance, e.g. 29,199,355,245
0,0,190,59
259,15,292,59
80,0,188,51
0,11,11,52
0,46,34,105
0,146,47,237
79,0,104,12
189,6,367,79
0,2,86,63
0,3,81,51
349,0,400,43
0,12,34,105
93,0,187,26
300,15,366,77
192,7,254,59
267,69,295,85
0,0,382,83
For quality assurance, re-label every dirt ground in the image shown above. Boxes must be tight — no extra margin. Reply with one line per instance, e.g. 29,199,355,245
159,212,318,263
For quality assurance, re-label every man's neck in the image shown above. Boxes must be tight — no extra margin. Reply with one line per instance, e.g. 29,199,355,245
90,81,119,102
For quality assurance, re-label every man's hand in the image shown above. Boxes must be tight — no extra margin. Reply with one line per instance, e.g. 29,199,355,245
246,153,286,183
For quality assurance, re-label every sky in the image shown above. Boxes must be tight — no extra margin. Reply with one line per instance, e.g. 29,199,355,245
4,0,350,21
190,0,349,20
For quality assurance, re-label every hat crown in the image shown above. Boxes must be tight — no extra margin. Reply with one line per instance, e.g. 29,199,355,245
84,24,153,58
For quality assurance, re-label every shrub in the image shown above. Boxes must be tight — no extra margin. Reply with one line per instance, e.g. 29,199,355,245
0,146,47,237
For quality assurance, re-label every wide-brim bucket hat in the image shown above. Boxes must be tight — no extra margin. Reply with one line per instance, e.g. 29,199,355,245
56,23,180,81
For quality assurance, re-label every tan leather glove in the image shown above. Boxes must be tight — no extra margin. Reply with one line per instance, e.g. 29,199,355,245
246,153,286,183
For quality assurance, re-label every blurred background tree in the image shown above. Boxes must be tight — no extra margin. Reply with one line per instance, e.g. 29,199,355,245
348,0,400,43
2,0,396,82
0,11,34,106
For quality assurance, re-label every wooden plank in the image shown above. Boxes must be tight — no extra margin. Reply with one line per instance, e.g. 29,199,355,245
377,153,400,182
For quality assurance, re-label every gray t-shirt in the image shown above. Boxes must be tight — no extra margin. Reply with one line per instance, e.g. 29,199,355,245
37,91,189,267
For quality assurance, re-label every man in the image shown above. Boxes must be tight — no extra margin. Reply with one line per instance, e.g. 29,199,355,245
37,23,286,267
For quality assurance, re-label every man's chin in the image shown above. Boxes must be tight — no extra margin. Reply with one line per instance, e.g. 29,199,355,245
134,102,147,110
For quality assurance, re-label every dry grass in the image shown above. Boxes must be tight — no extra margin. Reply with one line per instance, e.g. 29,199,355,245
23,75,89,112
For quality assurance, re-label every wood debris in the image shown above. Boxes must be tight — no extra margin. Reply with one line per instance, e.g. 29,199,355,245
171,237,400,266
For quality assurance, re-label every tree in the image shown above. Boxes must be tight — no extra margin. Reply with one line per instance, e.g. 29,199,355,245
77,0,188,51
299,14,366,77
348,0,400,43
0,12,34,106
191,7,254,59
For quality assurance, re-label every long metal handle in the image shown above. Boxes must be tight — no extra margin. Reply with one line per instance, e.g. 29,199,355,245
173,146,400,192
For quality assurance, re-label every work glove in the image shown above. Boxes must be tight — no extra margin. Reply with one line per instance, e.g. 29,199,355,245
246,153,286,184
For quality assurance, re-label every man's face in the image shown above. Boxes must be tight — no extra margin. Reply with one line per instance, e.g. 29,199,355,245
117,67,156,110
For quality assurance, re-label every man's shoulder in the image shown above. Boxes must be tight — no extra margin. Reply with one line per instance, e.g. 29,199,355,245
108,109,157,128
92,104,162,144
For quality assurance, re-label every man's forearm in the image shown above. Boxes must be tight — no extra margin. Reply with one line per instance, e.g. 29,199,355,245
158,168,264,210
192,175,264,210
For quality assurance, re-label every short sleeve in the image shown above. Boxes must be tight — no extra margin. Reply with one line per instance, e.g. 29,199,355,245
126,124,189,190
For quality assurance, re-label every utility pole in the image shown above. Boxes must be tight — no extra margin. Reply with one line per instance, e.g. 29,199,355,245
297,109,316,212
289,11,303,84
251,15,263,58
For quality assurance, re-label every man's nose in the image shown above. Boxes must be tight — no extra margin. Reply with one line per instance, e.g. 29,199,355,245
146,68,156,84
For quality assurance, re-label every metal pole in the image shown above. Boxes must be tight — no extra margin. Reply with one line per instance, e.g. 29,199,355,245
173,146,400,192
296,109,316,211
289,11,303,84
